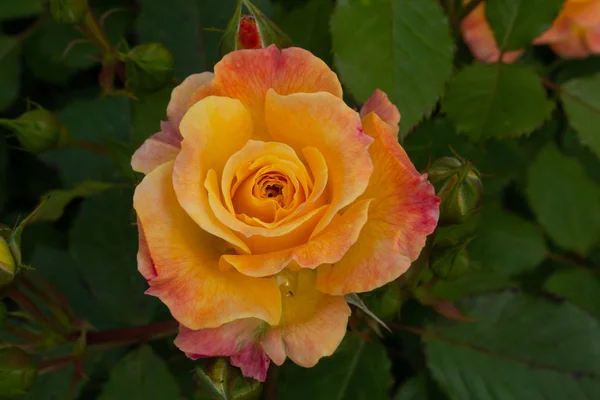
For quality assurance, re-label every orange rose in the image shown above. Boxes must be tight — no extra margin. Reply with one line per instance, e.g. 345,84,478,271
131,46,439,381
461,2,524,63
535,0,600,58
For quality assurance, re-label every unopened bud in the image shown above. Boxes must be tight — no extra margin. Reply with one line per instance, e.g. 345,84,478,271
195,358,262,400
0,237,15,289
220,0,292,57
0,109,70,154
430,242,471,280
428,157,483,225
125,43,174,92
50,0,89,25
0,348,37,397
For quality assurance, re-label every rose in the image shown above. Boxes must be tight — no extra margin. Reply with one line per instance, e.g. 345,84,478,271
132,45,439,381
462,0,600,62
535,0,600,59
460,1,524,64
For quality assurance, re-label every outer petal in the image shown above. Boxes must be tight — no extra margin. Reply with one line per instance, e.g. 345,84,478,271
131,129,181,174
552,34,590,58
586,27,600,52
265,90,374,236
175,319,270,382
360,89,401,129
167,72,214,129
212,45,342,140
260,271,350,367
136,219,157,281
221,199,372,277
134,162,281,329
316,112,440,295
173,96,254,253
461,3,523,63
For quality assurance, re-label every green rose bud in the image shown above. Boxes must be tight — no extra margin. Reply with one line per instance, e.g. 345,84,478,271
0,348,37,397
50,0,89,25
0,109,70,154
430,242,471,280
125,43,175,92
0,237,15,289
195,358,262,400
428,157,483,225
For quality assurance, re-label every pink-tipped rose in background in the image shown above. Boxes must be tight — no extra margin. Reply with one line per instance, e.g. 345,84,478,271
535,0,600,58
131,46,439,381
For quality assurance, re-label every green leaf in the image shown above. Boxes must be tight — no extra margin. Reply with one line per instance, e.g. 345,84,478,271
278,333,393,400
432,270,517,301
99,345,182,400
0,35,21,112
0,0,44,20
444,63,553,140
40,96,130,187
22,365,84,400
130,85,173,148
394,376,429,400
30,246,115,329
31,181,115,223
485,0,564,51
425,291,600,400
560,73,600,159
468,206,546,276
137,0,204,79
70,189,157,326
526,144,600,255
331,0,454,132
24,11,130,84
544,268,600,320
276,0,333,64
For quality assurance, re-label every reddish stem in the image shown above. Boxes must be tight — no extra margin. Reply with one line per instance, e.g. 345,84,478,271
77,320,179,346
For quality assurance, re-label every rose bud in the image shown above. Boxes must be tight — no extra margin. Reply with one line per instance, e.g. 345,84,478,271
0,108,70,154
220,0,292,56
125,43,175,92
0,237,15,289
49,0,89,25
428,157,483,225
0,347,37,397
195,358,262,400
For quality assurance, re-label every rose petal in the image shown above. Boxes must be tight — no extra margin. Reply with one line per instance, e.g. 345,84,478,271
175,319,271,382
167,72,214,129
360,89,401,129
173,96,254,254
261,271,350,367
551,33,590,58
136,219,157,281
231,342,271,382
316,112,439,295
134,162,281,329
265,90,374,237
131,130,182,174
221,199,372,277
212,45,343,140
461,3,523,63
